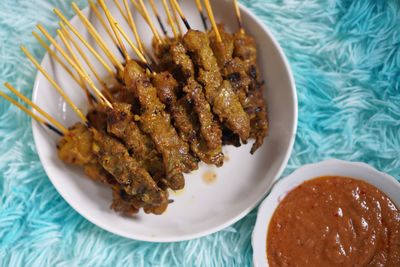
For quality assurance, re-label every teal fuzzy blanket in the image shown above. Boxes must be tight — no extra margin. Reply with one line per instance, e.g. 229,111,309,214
0,0,399,266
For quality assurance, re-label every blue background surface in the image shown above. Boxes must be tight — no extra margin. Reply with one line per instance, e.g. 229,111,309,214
0,0,399,266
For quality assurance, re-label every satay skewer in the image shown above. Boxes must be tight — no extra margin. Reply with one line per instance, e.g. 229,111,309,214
21,46,88,123
233,0,245,34
109,0,152,63
161,0,178,38
112,0,130,22
59,25,112,100
33,32,85,90
169,0,191,30
124,0,158,66
169,0,183,36
122,0,145,54
195,0,207,30
57,26,96,105
98,0,150,68
203,0,222,42
54,9,115,77
149,0,168,36
36,25,112,108
137,0,163,44
60,23,105,89
0,91,64,136
71,2,127,68
129,0,146,20
130,0,164,42
59,28,86,76
89,0,124,57
90,1,130,61
2,83,67,135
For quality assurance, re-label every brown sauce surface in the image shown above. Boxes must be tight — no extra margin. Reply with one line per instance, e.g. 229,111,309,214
267,176,400,267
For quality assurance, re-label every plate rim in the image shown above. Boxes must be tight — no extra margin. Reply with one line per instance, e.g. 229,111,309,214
31,2,298,242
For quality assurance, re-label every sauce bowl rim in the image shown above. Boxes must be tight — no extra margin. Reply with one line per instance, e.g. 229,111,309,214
252,159,400,267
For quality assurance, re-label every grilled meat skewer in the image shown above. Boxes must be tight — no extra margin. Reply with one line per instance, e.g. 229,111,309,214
182,30,250,142
57,122,169,215
233,31,269,154
124,60,198,190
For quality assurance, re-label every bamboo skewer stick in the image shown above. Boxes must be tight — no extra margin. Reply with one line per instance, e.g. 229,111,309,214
60,27,112,102
121,0,158,66
98,0,150,68
149,0,168,36
161,0,178,38
233,0,245,34
129,0,146,20
169,0,183,36
169,0,190,30
71,3,126,70
59,28,86,75
33,25,95,104
3,83,68,135
91,1,130,61
98,0,136,60
204,0,222,42
122,0,145,54
60,23,106,90
113,0,149,60
195,0,207,30
115,22,151,67
0,90,65,136
112,0,130,22
36,25,112,108
138,0,162,44
58,29,112,106
33,31,85,90
59,25,111,102
21,45,88,123
89,0,124,57
58,26,95,105
54,8,115,76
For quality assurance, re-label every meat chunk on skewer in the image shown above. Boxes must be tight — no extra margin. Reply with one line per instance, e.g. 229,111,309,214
183,77,222,151
124,60,198,190
208,26,251,105
57,123,169,215
183,30,250,142
57,122,96,165
233,31,269,154
91,129,169,214
152,71,223,166
106,102,165,180
207,25,268,154
156,41,224,155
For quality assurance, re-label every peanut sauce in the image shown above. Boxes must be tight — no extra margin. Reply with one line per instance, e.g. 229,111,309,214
267,176,400,267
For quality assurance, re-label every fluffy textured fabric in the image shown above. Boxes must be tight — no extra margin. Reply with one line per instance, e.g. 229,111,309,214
0,0,399,266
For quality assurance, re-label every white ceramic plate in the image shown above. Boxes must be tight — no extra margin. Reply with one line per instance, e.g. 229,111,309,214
252,159,400,266
32,0,297,242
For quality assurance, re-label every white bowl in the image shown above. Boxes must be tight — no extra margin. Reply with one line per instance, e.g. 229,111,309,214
31,0,297,242
252,159,400,267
